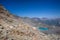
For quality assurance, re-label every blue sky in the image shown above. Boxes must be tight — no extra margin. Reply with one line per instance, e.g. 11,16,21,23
0,0,60,18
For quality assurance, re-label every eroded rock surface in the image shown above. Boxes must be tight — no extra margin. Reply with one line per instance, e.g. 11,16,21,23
1,4,60,40
0,5,51,40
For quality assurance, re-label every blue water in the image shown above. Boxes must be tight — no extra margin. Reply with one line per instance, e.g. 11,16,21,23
38,27,48,31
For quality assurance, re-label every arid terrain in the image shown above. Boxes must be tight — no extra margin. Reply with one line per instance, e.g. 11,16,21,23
0,5,60,40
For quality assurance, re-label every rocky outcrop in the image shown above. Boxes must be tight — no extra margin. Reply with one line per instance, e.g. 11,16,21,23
0,5,51,40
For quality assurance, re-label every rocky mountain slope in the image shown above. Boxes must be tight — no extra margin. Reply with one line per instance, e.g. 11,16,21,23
22,16,60,40
0,5,51,40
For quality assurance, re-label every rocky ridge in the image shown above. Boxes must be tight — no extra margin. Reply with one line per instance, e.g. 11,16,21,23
0,5,50,40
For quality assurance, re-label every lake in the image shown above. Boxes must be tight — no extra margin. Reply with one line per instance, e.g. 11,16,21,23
38,27,48,31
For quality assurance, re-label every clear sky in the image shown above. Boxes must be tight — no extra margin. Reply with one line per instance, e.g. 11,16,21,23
0,0,60,18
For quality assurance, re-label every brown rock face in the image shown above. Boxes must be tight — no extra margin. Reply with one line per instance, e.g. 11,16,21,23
0,5,50,40
0,4,6,13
